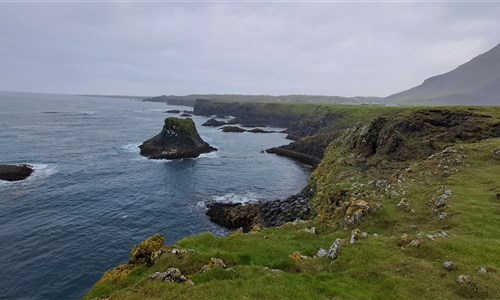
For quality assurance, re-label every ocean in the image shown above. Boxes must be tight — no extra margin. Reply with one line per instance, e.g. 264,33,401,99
0,91,310,299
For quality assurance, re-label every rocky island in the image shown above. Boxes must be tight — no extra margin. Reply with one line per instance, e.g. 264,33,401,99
139,117,216,160
0,164,34,181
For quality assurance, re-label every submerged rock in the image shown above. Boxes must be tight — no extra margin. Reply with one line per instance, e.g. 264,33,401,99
247,128,275,133
0,164,34,181
202,118,226,127
140,117,216,160
165,110,181,114
219,126,246,133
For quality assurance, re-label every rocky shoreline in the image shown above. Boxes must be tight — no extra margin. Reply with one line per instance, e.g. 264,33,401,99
206,187,316,232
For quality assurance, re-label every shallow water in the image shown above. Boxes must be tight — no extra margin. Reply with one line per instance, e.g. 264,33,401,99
0,91,310,299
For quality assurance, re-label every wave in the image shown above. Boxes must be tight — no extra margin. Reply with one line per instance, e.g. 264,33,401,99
197,151,219,159
211,192,259,204
41,111,96,116
121,143,140,153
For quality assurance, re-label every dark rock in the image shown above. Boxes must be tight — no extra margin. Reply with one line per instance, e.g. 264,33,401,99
219,126,246,133
226,118,240,125
206,187,316,232
183,110,194,114
180,113,193,117
241,124,267,128
202,118,226,127
0,164,34,181
139,117,216,160
247,128,275,134
165,110,181,114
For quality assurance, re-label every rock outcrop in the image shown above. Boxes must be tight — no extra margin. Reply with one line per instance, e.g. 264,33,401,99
140,117,216,160
129,234,165,266
0,164,34,181
202,118,226,127
219,126,246,133
206,188,316,232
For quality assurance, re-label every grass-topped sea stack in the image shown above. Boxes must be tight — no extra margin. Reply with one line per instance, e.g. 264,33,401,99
139,117,216,160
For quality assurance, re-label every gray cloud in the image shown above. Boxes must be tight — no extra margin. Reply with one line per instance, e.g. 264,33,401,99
0,2,499,97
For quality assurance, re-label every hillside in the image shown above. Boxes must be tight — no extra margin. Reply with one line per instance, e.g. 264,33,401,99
386,44,500,106
86,104,500,300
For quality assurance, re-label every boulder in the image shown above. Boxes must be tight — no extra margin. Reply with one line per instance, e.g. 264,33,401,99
443,261,455,271
140,117,216,160
219,126,246,133
200,257,227,272
165,110,181,114
129,234,165,266
0,164,34,181
180,113,193,117
202,118,226,127
327,238,343,260
148,268,193,285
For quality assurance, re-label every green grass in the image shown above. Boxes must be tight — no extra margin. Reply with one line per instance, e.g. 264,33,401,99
86,106,500,300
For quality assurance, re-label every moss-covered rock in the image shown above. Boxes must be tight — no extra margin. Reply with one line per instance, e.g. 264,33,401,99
129,234,165,266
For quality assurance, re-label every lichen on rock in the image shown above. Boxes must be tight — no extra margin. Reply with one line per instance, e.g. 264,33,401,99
129,234,165,266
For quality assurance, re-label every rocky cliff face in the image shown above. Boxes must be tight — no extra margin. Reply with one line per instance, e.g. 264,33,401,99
194,99,303,127
139,118,216,160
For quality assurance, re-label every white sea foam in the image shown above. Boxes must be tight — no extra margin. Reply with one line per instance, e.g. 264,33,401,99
121,143,141,153
212,192,259,204
197,151,219,159
29,163,58,179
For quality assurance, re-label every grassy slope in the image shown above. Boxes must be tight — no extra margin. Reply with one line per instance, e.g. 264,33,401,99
86,106,499,300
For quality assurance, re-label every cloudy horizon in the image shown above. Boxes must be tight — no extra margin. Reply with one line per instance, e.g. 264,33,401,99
0,2,499,97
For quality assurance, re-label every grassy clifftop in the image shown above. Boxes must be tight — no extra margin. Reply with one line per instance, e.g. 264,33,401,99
86,105,499,300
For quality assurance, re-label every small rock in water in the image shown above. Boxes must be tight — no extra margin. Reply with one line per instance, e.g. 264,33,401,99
443,261,455,271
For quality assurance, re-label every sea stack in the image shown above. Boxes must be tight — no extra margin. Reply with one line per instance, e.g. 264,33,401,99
0,164,34,181
139,117,216,160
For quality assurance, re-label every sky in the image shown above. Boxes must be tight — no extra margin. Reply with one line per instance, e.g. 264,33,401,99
0,1,499,97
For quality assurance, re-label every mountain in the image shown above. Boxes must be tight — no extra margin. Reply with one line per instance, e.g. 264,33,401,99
386,43,500,106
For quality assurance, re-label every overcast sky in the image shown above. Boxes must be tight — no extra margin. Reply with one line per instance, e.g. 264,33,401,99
0,1,499,97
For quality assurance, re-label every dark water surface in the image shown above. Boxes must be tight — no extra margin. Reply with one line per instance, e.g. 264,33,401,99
0,92,309,299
